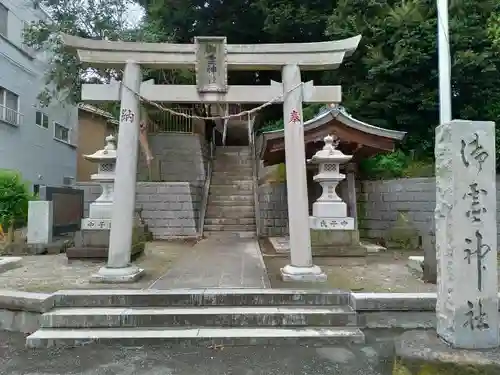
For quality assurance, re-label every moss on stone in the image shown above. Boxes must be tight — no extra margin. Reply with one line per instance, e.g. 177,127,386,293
356,199,368,238
393,357,499,375
386,211,420,250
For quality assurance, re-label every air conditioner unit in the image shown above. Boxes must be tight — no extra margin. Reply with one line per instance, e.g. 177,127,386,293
62,176,75,186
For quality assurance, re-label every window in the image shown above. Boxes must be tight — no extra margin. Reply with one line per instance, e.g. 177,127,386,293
0,87,20,126
36,111,48,128
54,122,70,143
0,3,7,37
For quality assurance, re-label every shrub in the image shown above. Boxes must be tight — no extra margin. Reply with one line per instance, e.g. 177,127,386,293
0,170,33,243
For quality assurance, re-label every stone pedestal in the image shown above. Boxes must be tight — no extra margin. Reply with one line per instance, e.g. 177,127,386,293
67,214,148,260
435,120,498,349
310,229,365,257
27,201,53,245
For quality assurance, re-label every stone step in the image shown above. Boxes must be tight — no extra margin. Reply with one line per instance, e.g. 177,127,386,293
210,182,253,190
209,187,253,196
204,217,256,226
214,158,252,163
26,327,365,348
40,306,358,329
204,231,257,239
216,147,251,152
204,224,257,232
215,148,251,155
210,178,253,184
207,200,254,207
212,166,253,173
208,193,254,202
206,207,255,218
214,161,253,167
211,171,253,177
50,289,351,308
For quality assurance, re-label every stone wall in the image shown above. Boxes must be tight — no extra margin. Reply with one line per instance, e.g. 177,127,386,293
257,178,437,244
357,178,436,242
77,182,203,238
137,133,208,183
258,183,289,237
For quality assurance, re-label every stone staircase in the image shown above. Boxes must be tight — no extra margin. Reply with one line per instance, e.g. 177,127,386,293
26,289,365,348
204,146,256,235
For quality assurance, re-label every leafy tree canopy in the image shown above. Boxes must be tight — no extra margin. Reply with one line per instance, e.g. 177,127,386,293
25,0,500,172
24,0,141,106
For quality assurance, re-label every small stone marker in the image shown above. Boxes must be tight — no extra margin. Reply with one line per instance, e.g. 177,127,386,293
435,120,498,349
27,201,53,244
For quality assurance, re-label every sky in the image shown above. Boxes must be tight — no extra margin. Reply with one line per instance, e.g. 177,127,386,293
125,2,145,27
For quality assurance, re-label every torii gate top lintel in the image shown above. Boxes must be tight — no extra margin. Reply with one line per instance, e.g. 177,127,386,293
61,33,361,71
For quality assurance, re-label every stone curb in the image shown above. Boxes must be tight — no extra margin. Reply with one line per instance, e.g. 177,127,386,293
0,256,22,274
0,290,53,313
350,293,437,311
351,292,500,312
0,290,53,334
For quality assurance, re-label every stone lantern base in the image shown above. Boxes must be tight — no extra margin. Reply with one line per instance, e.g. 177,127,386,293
66,210,151,260
310,229,366,257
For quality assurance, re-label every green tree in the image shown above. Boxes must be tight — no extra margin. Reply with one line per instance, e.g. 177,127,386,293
23,0,140,106
325,0,500,162
0,171,33,244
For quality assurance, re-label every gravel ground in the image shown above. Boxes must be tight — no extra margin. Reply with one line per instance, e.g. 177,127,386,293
0,241,189,292
260,239,436,292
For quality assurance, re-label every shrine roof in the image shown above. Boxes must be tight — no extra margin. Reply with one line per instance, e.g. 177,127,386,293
257,105,407,166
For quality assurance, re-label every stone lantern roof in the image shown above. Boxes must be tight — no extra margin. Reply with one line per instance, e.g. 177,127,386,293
309,134,352,165
83,135,117,162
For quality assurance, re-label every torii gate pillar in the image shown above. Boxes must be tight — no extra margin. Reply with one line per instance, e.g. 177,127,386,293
280,64,326,282
91,61,144,283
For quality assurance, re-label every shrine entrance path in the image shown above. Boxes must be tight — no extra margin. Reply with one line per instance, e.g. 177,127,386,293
148,235,270,289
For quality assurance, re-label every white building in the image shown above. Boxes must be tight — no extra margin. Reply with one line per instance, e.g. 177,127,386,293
0,0,78,189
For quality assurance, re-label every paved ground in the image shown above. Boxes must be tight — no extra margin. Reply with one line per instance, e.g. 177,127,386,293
0,236,270,292
0,330,396,375
150,236,270,289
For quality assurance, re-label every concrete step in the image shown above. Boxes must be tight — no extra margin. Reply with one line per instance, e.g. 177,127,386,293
213,167,252,176
210,178,253,184
207,200,254,207
216,147,251,154
210,182,253,190
27,327,365,348
208,193,254,202
214,161,253,168
204,231,257,239
204,224,257,231
49,289,351,308
210,181,254,189
209,188,253,196
204,217,256,226
211,171,253,177
206,207,255,218
40,306,358,329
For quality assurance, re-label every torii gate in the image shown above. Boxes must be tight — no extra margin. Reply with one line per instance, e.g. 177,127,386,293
62,34,361,283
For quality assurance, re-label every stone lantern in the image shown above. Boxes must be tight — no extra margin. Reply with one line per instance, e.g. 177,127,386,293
82,135,117,228
67,135,117,260
308,134,355,230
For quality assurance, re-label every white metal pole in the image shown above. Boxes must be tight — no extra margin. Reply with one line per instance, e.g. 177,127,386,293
437,0,452,124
